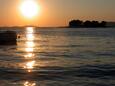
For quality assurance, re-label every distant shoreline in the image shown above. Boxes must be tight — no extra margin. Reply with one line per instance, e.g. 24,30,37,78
0,21,115,29
0,26,115,29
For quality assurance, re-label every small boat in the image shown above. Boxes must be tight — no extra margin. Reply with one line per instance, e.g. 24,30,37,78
0,31,17,45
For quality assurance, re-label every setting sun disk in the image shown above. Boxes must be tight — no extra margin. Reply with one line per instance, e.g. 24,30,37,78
20,0,40,18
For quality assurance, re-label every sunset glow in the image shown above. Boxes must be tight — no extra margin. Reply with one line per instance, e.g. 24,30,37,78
0,0,115,27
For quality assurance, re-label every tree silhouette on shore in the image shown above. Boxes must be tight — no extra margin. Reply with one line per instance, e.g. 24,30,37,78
69,20,107,28
69,20,83,28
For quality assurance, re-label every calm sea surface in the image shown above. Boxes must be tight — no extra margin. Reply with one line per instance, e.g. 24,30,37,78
0,27,115,86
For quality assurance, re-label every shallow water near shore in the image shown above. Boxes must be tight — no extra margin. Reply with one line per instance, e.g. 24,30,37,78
0,27,115,86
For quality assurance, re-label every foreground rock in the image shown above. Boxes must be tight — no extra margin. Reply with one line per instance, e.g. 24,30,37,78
0,31,17,45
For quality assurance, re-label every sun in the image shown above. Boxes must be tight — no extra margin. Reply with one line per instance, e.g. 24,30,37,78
20,0,40,18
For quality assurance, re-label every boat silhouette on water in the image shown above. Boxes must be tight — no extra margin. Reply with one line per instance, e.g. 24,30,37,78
0,31,17,45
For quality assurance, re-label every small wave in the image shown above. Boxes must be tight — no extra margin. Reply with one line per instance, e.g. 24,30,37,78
0,64,115,80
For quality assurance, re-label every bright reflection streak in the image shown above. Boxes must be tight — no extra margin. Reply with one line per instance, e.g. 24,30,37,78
27,27,34,33
25,48,34,52
24,53,35,59
26,27,34,41
26,34,34,41
24,61,35,69
24,81,36,86
23,27,36,72
25,27,35,53
24,61,35,72
26,41,35,47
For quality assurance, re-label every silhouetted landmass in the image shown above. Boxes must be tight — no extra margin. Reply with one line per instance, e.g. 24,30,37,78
69,20,83,28
69,20,107,28
0,31,17,45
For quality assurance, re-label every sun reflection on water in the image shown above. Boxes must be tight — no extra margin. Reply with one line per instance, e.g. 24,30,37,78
26,34,34,41
23,27,36,72
26,27,34,33
26,41,35,47
24,53,35,59
24,61,35,72
24,81,36,86
26,27,34,41
25,47,34,52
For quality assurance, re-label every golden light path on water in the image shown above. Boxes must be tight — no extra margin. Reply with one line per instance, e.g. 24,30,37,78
23,27,36,73
24,81,36,86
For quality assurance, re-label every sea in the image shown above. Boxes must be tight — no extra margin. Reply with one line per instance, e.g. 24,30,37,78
0,27,115,86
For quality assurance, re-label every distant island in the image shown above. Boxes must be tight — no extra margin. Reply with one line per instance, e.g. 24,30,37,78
69,20,107,28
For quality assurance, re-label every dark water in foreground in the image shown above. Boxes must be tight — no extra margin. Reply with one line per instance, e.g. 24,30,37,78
0,27,115,86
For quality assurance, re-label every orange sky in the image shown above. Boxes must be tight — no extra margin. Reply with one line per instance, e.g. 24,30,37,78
0,0,115,27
